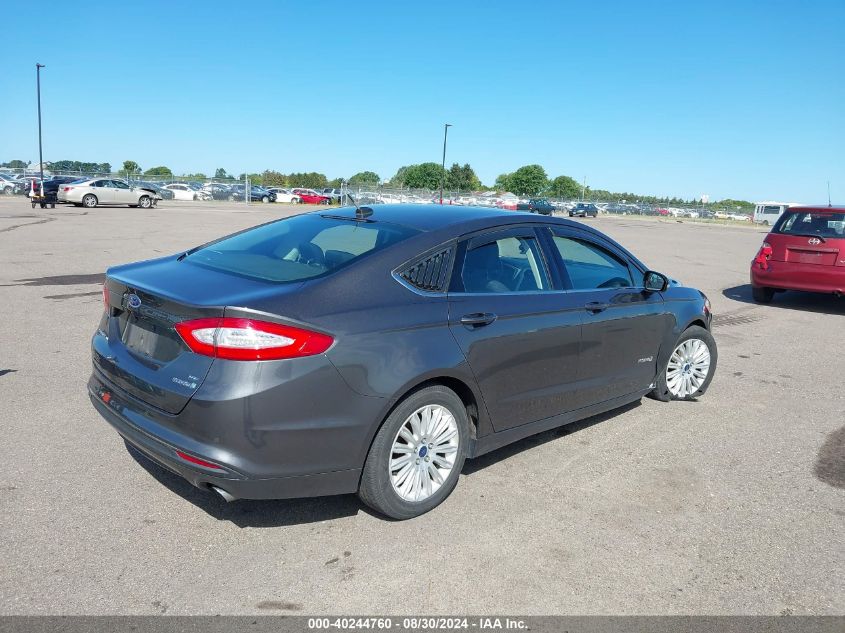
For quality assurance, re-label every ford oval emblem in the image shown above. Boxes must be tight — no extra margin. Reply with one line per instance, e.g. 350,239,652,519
127,294,142,310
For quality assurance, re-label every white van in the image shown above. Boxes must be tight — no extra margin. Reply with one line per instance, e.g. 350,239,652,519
753,201,801,226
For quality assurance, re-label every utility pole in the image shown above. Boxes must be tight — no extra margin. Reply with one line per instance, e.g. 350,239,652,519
36,63,45,188
439,123,452,204
581,176,586,201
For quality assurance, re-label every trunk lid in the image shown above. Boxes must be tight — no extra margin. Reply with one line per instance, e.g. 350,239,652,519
767,233,843,266
94,255,301,414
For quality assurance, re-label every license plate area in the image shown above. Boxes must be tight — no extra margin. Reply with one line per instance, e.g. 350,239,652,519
120,313,182,362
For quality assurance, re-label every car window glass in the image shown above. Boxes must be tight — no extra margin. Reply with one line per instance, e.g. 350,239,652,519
113,180,129,189
553,236,633,290
91,180,106,187
460,236,549,293
776,211,845,237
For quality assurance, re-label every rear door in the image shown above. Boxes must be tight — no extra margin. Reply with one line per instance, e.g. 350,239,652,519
547,227,668,407
447,226,583,431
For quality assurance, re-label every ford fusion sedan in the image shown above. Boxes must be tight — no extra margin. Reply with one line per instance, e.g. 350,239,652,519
751,205,845,302
58,178,162,208
89,205,716,519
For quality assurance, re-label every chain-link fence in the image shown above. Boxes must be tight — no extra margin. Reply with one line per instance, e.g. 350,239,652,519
0,166,755,223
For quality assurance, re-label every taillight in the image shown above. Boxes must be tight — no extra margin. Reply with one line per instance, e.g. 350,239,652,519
102,284,109,312
754,241,773,269
174,317,333,361
63,186,73,192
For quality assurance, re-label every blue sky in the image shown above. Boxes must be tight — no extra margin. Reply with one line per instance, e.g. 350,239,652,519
1,0,842,202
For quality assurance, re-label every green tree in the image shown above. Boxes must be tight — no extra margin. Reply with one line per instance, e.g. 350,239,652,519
286,172,328,189
549,175,581,200
446,163,481,192
122,160,141,175
184,172,207,180
144,166,172,176
262,170,287,186
401,163,447,190
2,159,28,169
348,171,380,185
494,173,512,191
327,177,344,188
506,164,548,196
214,168,229,179
389,165,411,187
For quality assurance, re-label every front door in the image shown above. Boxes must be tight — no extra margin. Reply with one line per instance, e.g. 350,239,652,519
448,227,583,432
548,229,668,407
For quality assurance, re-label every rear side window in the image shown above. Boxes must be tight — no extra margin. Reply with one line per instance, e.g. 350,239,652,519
775,211,845,238
459,236,550,293
184,214,420,283
553,236,633,289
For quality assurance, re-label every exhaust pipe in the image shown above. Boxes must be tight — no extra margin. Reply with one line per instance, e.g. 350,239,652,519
208,484,237,503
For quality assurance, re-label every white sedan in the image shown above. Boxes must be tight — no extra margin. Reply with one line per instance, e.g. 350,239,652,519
267,187,300,203
57,178,161,208
161,183,203,201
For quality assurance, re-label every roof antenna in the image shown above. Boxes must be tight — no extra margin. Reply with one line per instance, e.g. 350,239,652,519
828,180,832,208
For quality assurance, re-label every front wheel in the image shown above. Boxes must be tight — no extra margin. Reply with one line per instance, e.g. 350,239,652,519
261,196,269,203
358,385,469,520
649,325,717,402
752,285,774,303
82,194,98,208
138,195,152,209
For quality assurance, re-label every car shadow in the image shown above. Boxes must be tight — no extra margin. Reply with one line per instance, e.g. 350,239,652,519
125,441,366,527
462,400,641,475
722,284,845,315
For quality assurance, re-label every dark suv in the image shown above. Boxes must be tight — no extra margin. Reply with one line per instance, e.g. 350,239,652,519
570,202,599,218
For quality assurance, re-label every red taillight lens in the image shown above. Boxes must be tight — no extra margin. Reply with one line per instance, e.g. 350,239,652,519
754,241,773,269
175,450,223,470
174,317,333,361
63,186,73,192
102,284,109,312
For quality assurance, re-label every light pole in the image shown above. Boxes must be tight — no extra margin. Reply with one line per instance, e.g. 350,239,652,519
439,123,452,204
36,63,45,187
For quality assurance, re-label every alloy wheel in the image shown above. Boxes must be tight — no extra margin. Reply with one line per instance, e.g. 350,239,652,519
666,338,711,398
389,404,459,502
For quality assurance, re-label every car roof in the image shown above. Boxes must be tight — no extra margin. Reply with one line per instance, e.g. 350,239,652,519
786,205,845,213
312,204,597,233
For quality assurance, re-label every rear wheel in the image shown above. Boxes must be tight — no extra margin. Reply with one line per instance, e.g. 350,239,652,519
752,285,774,303
138,195,152,209
649,325,717,402
82,194,98,208
291,197,300,204
359,385,468,519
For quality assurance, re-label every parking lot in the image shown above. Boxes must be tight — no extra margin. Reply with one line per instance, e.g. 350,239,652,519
0,197,842,615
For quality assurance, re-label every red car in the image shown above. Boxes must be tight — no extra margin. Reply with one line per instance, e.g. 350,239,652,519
750,205,845,302
292,188,331,205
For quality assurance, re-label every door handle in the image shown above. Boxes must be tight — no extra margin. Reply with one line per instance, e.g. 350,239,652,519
460,312,497,327
585,301,609,313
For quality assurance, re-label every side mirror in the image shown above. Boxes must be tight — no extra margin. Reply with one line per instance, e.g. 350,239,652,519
644,270,669,292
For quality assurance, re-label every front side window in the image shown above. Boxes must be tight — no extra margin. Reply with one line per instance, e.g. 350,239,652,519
112,180,129,189
553,235,633,290
460,236,549,293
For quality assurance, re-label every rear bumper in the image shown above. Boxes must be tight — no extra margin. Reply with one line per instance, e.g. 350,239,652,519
88,372,364,501
751,260,845,294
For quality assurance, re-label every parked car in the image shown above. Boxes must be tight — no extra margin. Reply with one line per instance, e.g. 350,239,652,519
516,198,555,215
267,187,300,204
569,202,599,218
135,181,174,200
228,185,277,203
202,183,234,200
57,178,162,208
161,183,201,201
89,205,716,519
750,205,845,303
322,188,343,203
0,173,24,195
292,188,331,204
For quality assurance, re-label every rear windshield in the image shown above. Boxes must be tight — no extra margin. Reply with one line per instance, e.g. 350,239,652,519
774,211,845,239
184,213,420,282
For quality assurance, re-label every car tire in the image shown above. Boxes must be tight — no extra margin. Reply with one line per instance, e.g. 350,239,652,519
228,194,236,201
138,195,152,209
2,186,12,195
291,197,300,204
358,385,469,520
82,194,98,208
262,196,269,203
752,285,775,303
649,325,717,402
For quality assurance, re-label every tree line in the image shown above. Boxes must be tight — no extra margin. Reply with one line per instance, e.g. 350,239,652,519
1,157,755,208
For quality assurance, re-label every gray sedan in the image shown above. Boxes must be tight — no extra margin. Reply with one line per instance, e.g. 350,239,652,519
57,178,161,208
